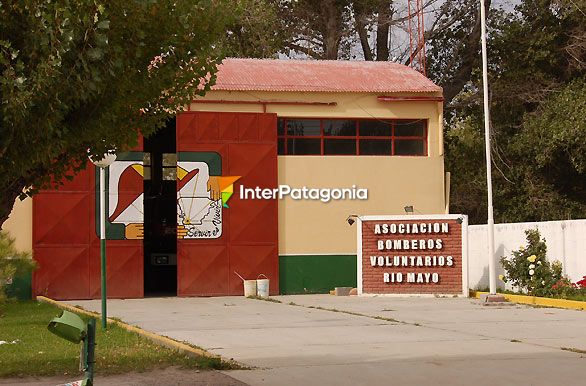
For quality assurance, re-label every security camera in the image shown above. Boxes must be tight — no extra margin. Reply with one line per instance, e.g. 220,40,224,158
346,214,359,226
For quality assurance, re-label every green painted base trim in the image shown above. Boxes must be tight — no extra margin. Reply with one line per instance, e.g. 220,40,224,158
279,255,357,295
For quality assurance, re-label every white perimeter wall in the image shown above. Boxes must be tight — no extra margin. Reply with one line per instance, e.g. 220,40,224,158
468,219,586,289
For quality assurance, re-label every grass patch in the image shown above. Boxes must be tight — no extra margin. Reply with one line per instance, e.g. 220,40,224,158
472,288,586,302
247,296,282,303
561,347,586,354
0,301,235,378
561,294,586,302
372,315,402,323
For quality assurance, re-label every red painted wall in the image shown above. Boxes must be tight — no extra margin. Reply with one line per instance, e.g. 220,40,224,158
33,165,144,300
176,112,279,296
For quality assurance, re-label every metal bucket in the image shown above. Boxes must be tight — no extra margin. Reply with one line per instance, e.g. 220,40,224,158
257,274,269,298
243,280,257,297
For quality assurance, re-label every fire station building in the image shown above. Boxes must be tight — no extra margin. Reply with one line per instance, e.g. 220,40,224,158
4,59,447,299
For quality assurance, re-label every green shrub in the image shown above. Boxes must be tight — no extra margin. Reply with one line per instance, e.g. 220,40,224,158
499,228,563,297
0,231,36,304
550,277,578,299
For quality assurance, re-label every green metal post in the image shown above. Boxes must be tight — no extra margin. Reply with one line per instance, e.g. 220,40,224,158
99,167,107,330
100,239,106,329
84,318,96,385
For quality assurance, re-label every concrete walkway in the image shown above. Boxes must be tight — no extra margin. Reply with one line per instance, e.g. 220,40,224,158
65,295,586,386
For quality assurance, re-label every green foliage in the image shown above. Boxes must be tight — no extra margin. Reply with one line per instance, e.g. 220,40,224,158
441,0,586,224
0,231,35,304
223,0,285,58
521,78,586,175
445,117,488,221
499,229,563,297
0,0,235,226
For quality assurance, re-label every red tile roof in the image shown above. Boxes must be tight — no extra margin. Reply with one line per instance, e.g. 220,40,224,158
212,58,442,94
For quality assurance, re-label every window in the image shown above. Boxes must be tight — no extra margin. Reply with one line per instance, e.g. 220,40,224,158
162,153,177,180
142,153,152,180
277,118,427,156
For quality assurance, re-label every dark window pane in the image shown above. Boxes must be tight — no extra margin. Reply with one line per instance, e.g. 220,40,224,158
359,120,392,136
324,139,356,155
395,120,426,137
162,167,176,180
278,118,286,136
286,119,321,136
287,138,321,155
324,120,357,136
394,140,425,155
278,138,285,155
359,139,392,155
162,153,177,167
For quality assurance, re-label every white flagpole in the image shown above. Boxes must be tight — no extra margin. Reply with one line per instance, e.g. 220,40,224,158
480,0,497,295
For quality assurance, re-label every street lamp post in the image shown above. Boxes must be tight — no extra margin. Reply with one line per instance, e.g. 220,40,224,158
479,0,497,295
89,152,117,329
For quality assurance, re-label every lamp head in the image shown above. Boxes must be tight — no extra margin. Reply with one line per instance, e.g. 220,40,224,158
89,152,117,168
47,310,87,344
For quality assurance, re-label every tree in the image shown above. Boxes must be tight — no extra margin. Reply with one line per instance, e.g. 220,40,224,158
426,0,493,105
278,0,353,59
0,0,234,228
223,0,286,58
443,0,586,223
352,0,394,61
277,0,479,66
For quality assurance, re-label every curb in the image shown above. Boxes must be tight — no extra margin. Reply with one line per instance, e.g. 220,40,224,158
37,296,226,362
470,291,586,311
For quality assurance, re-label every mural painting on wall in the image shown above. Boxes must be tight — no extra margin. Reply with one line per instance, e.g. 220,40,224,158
177,152,240,239
96,151,239,240
94,152,145,240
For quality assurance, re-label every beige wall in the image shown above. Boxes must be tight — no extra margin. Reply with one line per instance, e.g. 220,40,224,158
278,156,445,254
2,197,33,253
191,90,446,255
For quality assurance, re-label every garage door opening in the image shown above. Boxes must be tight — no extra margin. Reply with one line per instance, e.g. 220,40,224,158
143,120,177,296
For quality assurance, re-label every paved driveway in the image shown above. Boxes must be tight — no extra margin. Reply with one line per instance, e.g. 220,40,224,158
66,295,586,385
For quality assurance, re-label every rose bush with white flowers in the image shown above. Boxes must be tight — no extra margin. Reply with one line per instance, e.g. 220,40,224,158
499,229,563,297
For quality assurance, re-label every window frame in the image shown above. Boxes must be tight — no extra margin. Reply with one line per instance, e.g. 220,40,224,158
277,118,428,156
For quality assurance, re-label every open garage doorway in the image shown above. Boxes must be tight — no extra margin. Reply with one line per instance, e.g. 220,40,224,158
143,120,177,296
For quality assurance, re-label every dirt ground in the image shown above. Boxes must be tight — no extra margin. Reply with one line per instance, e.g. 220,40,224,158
0,367,247,386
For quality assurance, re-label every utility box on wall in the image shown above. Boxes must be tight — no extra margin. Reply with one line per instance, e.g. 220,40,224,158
357,215,468,296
